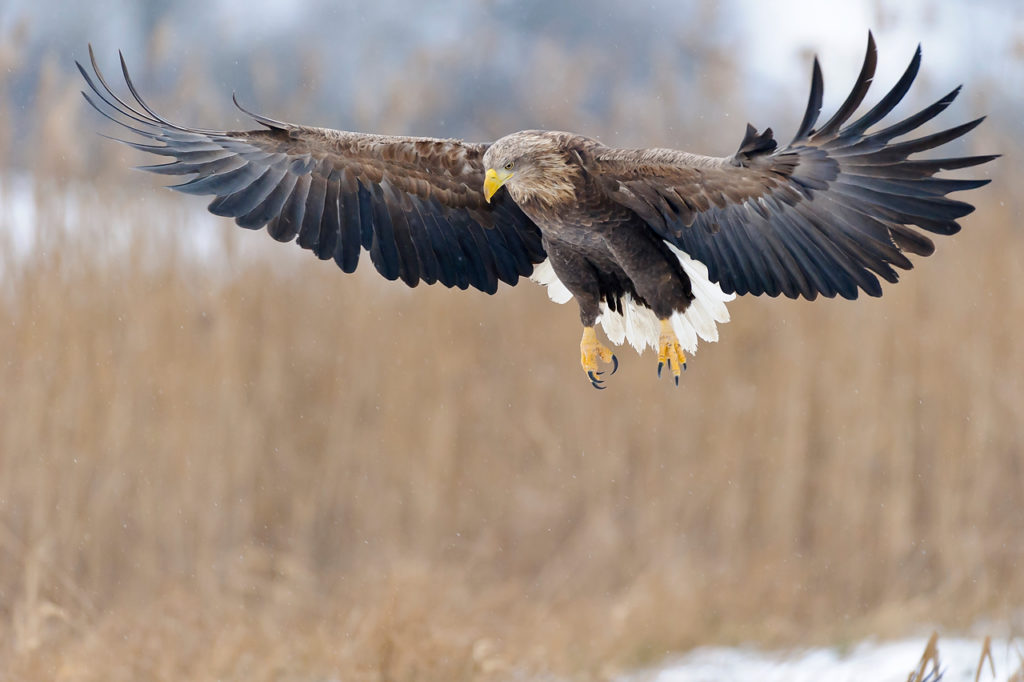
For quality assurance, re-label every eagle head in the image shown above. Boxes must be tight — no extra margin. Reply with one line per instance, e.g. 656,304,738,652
482,131,582,207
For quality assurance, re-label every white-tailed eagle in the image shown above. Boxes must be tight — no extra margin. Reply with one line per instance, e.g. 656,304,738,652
79,33,994,389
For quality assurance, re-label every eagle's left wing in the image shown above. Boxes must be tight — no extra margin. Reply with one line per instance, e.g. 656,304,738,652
594,33,995,301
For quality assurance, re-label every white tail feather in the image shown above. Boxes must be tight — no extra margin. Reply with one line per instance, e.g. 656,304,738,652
531,249,735,354
529,259,573,304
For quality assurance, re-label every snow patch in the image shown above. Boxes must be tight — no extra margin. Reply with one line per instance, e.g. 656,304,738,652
626,637,1017,682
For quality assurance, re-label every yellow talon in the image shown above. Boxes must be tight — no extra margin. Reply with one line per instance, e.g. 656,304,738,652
580,326,618,389
657,320,687,386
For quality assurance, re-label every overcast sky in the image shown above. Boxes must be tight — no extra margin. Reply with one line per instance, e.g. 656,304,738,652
2,0,1021,142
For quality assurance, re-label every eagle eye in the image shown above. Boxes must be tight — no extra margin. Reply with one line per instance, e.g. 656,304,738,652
503,161,515,171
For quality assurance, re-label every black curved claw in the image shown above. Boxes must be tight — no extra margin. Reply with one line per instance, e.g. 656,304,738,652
610,354,619,376
588,370,605,389
682,362,687,372
657,361,664,378
674,374,679,387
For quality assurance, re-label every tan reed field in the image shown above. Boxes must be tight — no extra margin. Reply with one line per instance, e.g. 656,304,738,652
0,32,1022,682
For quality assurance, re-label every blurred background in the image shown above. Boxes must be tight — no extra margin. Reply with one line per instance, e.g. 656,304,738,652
1,1,1022,680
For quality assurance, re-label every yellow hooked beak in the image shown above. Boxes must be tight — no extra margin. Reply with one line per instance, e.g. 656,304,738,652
483,168,513,203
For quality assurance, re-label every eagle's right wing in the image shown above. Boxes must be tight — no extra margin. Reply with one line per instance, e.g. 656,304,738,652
79,47,545,294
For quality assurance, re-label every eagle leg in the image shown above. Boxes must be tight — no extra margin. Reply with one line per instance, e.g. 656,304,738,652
580,326,618,390
657,320,687,387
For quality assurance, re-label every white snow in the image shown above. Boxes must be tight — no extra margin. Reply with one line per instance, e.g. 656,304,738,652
628,637,1019,682
0,176,287,276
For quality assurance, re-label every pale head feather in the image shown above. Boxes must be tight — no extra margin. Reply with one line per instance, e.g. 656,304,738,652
483,131,582,208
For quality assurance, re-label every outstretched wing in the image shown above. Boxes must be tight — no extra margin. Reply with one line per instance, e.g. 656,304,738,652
78,47,545,294
594,33,996,300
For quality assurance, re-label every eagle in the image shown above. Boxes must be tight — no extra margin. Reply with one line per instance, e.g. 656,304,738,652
79,34,994,389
